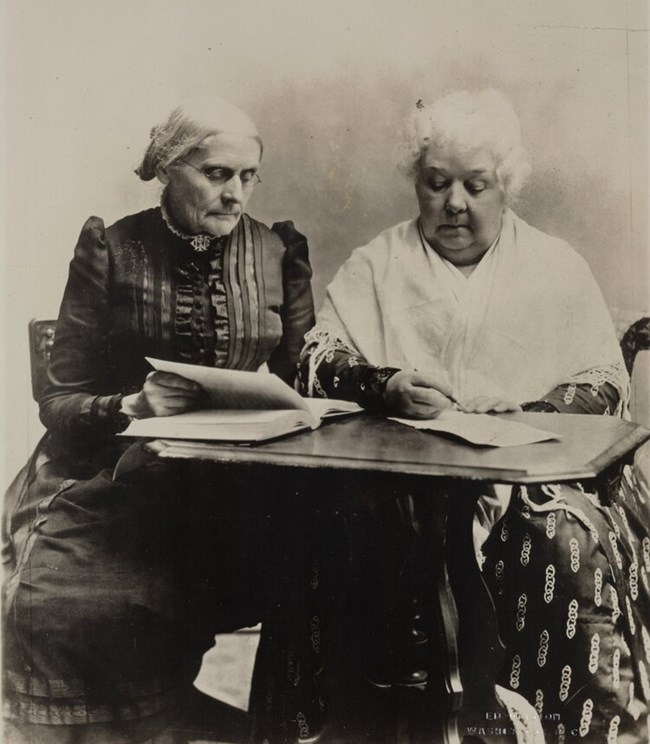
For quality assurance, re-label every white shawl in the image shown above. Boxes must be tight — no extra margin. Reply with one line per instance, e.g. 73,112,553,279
310,210,628,408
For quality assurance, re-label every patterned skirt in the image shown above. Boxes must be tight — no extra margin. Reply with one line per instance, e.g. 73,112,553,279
481,452,650,743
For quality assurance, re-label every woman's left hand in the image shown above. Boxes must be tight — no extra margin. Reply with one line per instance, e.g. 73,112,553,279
461,396,522,414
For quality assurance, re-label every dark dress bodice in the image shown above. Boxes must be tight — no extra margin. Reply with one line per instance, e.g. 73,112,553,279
40,207,315,453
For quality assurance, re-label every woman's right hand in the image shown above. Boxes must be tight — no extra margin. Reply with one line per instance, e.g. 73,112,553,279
120,371,208,418
384,370,455,419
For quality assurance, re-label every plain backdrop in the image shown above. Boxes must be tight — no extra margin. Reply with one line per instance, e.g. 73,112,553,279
1,0,648,481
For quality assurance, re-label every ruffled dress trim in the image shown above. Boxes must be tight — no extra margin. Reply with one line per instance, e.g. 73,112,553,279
209,246,230,368
160,201,230,366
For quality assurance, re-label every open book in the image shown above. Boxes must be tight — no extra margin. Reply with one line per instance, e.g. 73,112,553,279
120,358,361,443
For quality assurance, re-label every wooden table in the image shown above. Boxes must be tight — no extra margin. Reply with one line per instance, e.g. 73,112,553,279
146,412,650,743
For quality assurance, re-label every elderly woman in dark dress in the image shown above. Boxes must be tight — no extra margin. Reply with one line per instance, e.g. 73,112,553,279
3,96,314,743
300,90,649,743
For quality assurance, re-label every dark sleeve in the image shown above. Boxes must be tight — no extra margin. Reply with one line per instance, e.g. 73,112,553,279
266,221,316,385
298,332,400,410
39,217,130,443
522,381,620,415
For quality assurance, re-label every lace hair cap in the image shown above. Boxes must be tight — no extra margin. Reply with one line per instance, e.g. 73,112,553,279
135,96,262,181
396,89,531,200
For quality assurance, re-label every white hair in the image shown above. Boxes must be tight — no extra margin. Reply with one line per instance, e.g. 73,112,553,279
396,89,531,201
136,96,262,182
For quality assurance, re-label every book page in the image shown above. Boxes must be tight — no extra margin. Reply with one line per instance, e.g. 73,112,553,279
121,409,310,440
147,358,308,411
389,410,559,447
303,397,363,421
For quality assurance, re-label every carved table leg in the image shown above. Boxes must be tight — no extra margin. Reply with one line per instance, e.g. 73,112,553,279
412,481,463,744
445,482,514,744
413,479,514,744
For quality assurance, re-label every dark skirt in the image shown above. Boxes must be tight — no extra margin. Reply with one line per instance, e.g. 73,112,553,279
2,438,266,736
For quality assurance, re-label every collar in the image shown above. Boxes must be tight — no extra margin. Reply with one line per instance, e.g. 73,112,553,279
160,199,219,252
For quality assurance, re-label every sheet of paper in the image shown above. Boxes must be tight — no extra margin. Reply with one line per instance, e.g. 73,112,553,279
147,357,307,411
389,410,559,447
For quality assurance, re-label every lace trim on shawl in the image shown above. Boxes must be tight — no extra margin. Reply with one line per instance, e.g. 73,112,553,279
302,327,362,398
517,484,601,543
565,361,630,416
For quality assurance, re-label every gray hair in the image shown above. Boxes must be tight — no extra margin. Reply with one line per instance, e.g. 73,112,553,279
136,96,263,181
396,89,531,201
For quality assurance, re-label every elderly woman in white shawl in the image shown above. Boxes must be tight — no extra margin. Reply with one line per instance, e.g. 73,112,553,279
300,90,648,743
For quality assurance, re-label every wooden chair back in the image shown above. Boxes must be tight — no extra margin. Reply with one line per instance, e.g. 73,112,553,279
28,319,56,402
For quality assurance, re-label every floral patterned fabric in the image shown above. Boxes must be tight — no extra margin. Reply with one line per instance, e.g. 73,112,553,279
482,468,650,743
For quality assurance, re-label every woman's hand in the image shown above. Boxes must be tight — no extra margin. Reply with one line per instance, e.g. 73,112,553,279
120,371,208,418
461,396,522,414
384,370,455,419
